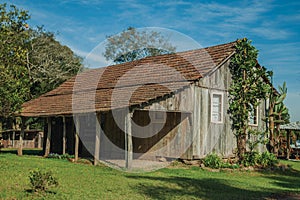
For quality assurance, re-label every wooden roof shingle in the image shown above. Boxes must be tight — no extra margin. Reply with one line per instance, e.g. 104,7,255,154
20,41,235,117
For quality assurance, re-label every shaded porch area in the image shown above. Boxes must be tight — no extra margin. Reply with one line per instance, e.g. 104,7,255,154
41,109,192,170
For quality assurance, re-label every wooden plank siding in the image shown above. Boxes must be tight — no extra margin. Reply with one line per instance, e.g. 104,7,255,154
193,60,267,158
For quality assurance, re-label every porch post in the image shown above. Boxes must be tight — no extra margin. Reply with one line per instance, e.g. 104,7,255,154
62,116,67,154
37,132,41,149
44,117,52,157
286,129,291,160
74,116,80,161
12,131,15,148
125,111,133,169
17,117,25,156
94,112,101,165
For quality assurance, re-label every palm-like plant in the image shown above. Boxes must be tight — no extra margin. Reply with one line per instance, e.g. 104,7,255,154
269,82,290,155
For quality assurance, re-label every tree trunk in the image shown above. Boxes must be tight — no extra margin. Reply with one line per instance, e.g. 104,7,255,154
237,133,247,160
17,117,25,156
269,104,275,153
274,116,282,156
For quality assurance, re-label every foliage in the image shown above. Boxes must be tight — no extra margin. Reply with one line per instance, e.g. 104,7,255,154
103,27,176,63
259,151,278,168
241,151,261,167
246,129,268,153
0,3,31,118
203,153,223,169
268,81,290,155
0,3,83,130
28,27,83,97
203,153,239,169
241,151,278,167
29,169,58,192
228,38,271,160
47,153,74,160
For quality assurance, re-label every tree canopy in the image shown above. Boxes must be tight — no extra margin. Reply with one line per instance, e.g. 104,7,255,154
0,3,83,126
28,28,82,97
103,27,176,64
0,4,31,118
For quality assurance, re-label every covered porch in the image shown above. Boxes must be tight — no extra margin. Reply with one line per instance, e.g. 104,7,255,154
27,108,192,170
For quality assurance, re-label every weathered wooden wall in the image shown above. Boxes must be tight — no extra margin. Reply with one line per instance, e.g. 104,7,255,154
193,60,267,158
141,86,194,160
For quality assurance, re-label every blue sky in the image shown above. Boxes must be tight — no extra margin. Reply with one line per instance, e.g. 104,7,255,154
4,0,300,121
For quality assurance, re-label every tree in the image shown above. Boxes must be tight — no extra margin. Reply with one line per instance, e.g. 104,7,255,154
268,82,290,155
0,4,83,129
0,3,31,119
228,38,271,161
28,28,83,97
103,27,176,64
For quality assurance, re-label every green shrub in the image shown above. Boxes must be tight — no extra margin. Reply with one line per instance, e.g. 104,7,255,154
47,153,74,160
203,153,223,169
258,151,278,168
241,151,260,167
241,151,278,168
29,169,58,192
221,162,240,169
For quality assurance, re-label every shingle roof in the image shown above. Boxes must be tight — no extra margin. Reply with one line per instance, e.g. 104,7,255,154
20,41,235,117
280,121,300,131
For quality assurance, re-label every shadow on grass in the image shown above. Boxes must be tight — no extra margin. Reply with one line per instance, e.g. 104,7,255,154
24,189,57,199
25,189,56,194
258,167,300,191
126,175,276,200
0,148,43,156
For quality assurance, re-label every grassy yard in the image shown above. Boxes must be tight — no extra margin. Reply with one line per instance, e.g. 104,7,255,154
0,149,299,200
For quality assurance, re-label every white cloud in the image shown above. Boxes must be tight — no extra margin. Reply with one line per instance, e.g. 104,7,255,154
252,27,291,40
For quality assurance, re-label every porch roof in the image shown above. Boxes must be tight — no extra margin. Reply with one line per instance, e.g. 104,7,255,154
280,121,300,131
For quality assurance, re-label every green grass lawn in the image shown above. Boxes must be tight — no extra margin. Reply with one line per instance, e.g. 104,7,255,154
1,149,300,200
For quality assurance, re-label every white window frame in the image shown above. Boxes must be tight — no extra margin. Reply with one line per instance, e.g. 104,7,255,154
249,104,258,126
211,92,223,123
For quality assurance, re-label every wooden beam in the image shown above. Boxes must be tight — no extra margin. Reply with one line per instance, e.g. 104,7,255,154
62,116,67,155
287,130,291,160
125,111,133,169
94,113,101,165
74,116,80,161
44,117,52,157
17,117,25,156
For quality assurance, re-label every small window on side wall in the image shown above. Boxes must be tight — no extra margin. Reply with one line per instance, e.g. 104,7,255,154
211,93,223,123
249,104,258,126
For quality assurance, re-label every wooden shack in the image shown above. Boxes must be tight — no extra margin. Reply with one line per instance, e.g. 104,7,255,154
20,41,268,167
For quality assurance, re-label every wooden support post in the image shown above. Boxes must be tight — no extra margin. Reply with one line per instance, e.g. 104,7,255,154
74,116,80,161
17,117,25,156
125,111,133,169
12,131,15,148
286,130,291,160
37,132,41,149
94,113,101,165
44,117,52,157
62,116,67,155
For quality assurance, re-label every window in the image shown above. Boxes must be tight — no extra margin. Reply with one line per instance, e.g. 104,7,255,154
211,93,223,123
249,104,258,125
